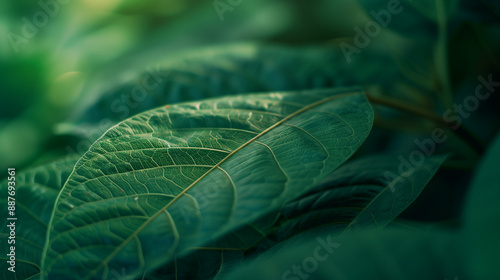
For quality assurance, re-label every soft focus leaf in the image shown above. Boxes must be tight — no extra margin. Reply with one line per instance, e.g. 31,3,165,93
77,44,346,126
63,43,401,154
462,132,500,279
74,44,399,126
221,227,465,280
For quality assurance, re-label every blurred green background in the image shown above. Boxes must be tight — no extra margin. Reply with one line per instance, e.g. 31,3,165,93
1,0,499,180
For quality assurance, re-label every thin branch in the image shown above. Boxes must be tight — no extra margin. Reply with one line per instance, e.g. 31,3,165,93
366,92,485,155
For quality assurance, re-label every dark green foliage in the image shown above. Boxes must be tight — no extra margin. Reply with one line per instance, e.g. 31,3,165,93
1,1,499,279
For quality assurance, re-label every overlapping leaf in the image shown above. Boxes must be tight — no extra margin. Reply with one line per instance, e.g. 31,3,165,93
73,44,399,129
357,0,459,38
65,44,365,149
41,87,373,279
268,154,447,243
221,226,465,280
145,249,244,280
462,132,500,279
0,157,78,280
78,45,344,125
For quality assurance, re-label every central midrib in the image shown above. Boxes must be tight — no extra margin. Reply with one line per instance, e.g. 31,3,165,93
79,91,359,279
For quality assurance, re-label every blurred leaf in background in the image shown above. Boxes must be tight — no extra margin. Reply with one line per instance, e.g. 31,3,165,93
0,0,500,277
0,0,498,186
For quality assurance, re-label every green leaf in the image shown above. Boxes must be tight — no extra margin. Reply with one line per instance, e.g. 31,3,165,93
0,157,78,280
145,249,244,280
77,44,355,125
41,87,373,279
221,227,465,280
269,154,448,242
144,214,275,280
61,43,403,158
462,132,500,279
142,205,277,280
356,0,459,38
66,44,363,150
72,43,401,132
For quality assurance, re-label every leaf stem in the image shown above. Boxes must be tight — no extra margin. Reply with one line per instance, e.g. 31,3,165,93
365,92,484,155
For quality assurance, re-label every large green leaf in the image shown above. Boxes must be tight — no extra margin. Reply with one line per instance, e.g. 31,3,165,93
0,157,78,280
462,131,500,279
220,226,465,280
269,154,447,243
41,87,373,279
